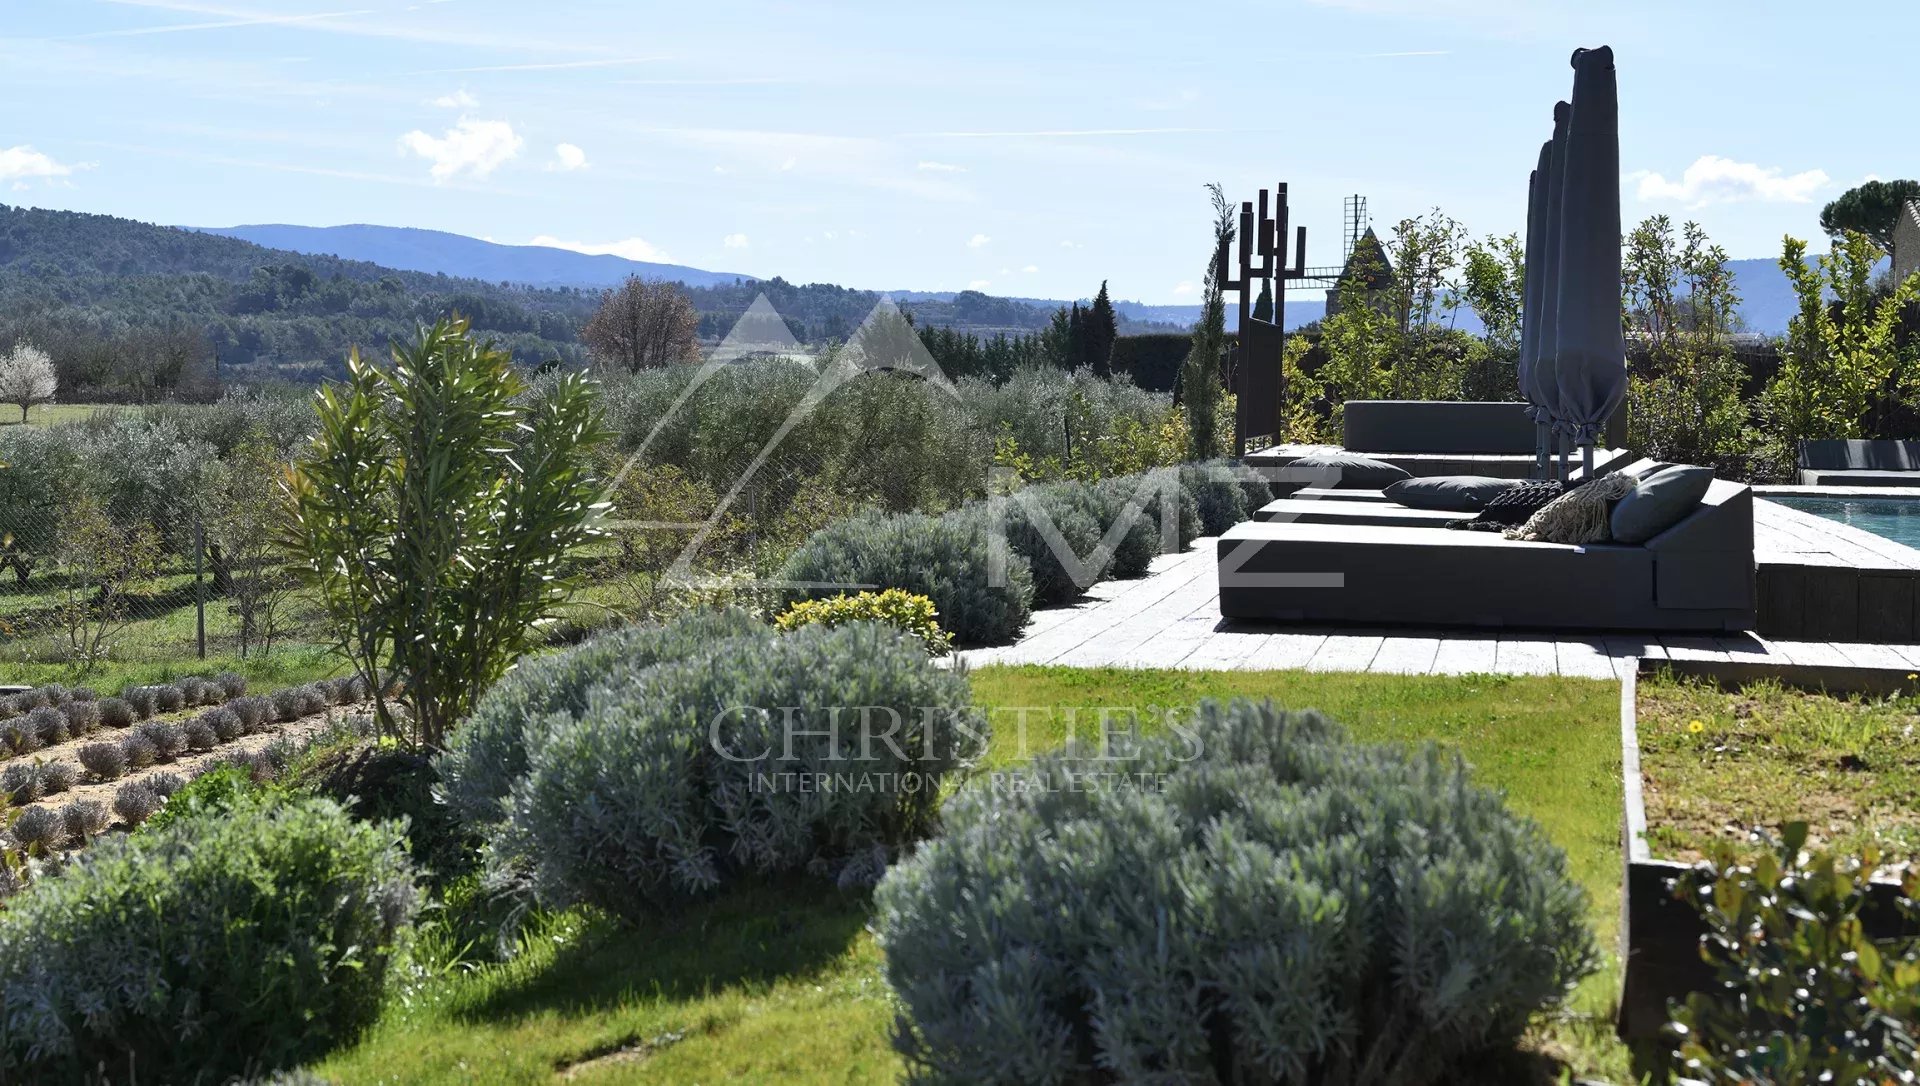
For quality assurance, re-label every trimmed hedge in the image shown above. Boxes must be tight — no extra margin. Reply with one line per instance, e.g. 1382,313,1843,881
486,622,986,920
436,607,768,831
778,509,1035,646
0,793,418,1083
875,699,1597,1085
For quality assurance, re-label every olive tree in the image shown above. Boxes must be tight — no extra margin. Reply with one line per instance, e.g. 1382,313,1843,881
283,317,610,749
0,344,56,423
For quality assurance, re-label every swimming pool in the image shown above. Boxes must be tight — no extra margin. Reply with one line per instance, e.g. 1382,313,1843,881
1768,495,1920,549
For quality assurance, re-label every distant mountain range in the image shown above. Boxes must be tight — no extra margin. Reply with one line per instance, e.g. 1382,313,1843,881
193,223,756,290
196,221,1815,335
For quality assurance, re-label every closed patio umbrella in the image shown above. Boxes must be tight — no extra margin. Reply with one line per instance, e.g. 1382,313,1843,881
1519,145,1550,478
1534,101,1572,481
1553,45,1627,479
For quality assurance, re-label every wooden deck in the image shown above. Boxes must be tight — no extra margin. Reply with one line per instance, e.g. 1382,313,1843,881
961,512,1920,679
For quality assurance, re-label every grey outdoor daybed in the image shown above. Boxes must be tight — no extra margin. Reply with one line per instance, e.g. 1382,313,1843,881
1218,478,1755,632
1796,440,1920,487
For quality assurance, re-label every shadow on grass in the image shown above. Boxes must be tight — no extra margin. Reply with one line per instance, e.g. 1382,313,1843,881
454,876,872,1026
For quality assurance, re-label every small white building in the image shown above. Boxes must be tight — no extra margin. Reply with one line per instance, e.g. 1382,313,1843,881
1896,199,1920,286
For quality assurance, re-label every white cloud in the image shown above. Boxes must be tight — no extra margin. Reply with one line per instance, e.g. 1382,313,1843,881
966,233,990,249
1630,154,1830,208
1023,264,1039,273
1172,281,1197,297
1059,240,1079,249
429,89,477,108
968,279,992,289
916,160,965,172
399,117,522,181
529,234,670,263
550,142,588,171
0,145,85,181
723,233,749,249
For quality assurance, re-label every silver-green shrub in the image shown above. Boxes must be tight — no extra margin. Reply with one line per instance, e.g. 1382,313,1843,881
113,782,161,825
153,684,186,713
78,742,128,781
487,622,985,921
231,696,270,731
875,700,1597,1086
436,607,767,831
205,707,244,743
0,793,419,1082
68,687,96,703
964,487,1104,607
177,676,216,707
1,764,41,806
8,805,65,852
37,762,75,796
147,772,186,798
1179,460,1255,536
135,721,185,760
26,707,67,746
272,688,306,723
59,700,98,737
0,720,39,756
60,800,108,842
96,697,134,730
120,686,157,720
213,672,248,699
119,733,158,770
182,719,218,753
778,509,1034,645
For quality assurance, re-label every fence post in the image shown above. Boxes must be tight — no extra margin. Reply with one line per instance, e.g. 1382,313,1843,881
193,518,207,660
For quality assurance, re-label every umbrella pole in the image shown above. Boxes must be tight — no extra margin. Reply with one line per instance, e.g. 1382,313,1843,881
1534,422,1549,480
1581,441,1594,479
1556,432,1569,483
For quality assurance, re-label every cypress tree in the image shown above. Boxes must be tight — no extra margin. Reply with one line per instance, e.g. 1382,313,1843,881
1086,281,1118,378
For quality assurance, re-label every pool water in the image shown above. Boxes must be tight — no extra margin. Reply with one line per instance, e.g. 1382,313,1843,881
1769,495,1920,549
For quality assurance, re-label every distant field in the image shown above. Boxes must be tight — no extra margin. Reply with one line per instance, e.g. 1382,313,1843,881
0,402,112,426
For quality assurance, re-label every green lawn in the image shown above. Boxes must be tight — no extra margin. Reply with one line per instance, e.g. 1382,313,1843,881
0,402,111,427
316,665,1629,1085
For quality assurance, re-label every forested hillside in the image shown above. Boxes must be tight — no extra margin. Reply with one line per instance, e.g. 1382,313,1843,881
0,205,1069,399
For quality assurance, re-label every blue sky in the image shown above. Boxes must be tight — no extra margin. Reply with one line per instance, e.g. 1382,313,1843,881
0,1,1907,303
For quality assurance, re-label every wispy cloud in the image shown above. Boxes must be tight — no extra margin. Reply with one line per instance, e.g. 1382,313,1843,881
548,142,589,171
66,7,371,39
908,127,1224,138
399,117,523,182
96,0,618,52
409,56,667,75
723,233,749,249
966,233,990,248
428,89,477,108
1628,155,1830,208
530,235,670,262
916,160,965,172
1356,50,1449,57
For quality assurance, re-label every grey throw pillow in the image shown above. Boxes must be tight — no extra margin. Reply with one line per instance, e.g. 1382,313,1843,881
1285,452,1411,490
1609,465,1714,544
1384,475,1525,512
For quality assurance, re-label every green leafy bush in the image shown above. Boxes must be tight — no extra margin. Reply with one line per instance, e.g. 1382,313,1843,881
294,743,470,888
875,699,1597,1085
0,793,419,1083
1658,826,1920,1084
778,509,1033,645
775,589,954,656
140,763,257,836
488,622,986,921
1086,476,1164,578
436,607,766,831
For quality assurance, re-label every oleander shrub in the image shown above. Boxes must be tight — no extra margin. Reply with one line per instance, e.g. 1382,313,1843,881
119,733,159,770
60,800,109,843
436,607,767,830
183,718,218,753
0,793,420,1082
96,696,135,730
26,706,68,747
488,622,986,921
232,695,271,731
37,762,76,796
135,721,186,760
214,672,248,699
113,782,162,826
8,805,65,853
296,744,469,886
775,589,954,656
78,742,129,781
0,720,39,756
121,686,157,720
59,700,98,737
1,764,41,806
778,509,1034,645
874,699,1598,1086
205,707,245,743
153,684,186,713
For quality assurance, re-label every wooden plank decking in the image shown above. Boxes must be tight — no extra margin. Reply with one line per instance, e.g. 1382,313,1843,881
960,535,1920,679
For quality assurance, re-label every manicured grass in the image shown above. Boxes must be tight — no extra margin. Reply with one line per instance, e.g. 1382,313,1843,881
316,665,1627,1085
0,645,345,695
1639,669,1920,864
0,402,107,427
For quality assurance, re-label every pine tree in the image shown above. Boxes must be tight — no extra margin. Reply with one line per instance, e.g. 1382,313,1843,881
1086,281,1118,378
1066,302,1087,371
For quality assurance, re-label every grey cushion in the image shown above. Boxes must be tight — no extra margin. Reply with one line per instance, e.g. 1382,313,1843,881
1384,475,1525,512
1287,452,1411,490
1610,465,1714,544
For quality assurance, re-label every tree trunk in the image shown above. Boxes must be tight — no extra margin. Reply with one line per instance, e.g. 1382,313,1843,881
207,542,233,595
